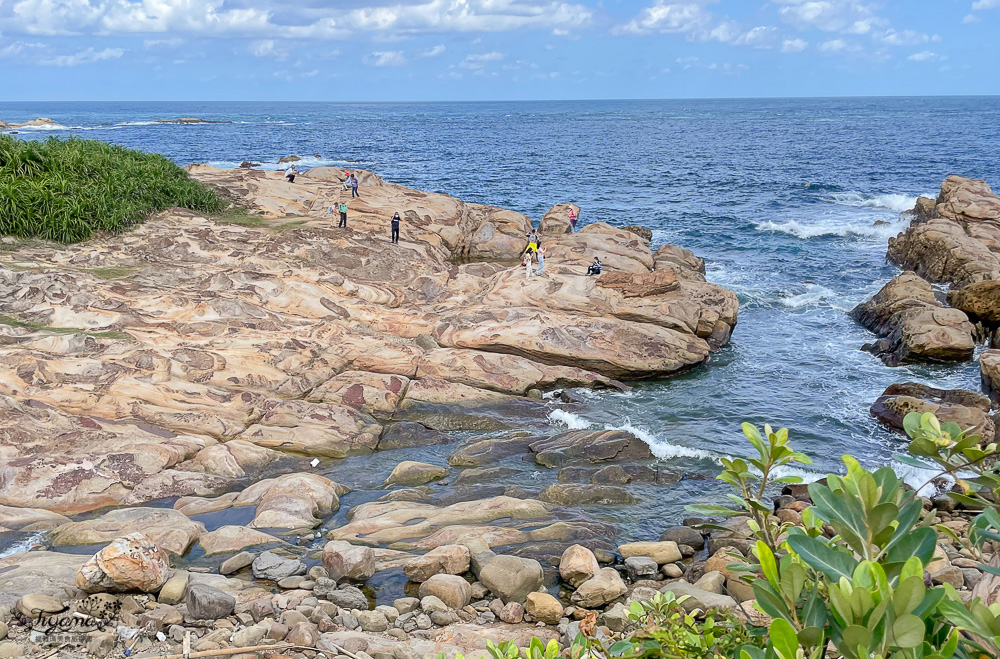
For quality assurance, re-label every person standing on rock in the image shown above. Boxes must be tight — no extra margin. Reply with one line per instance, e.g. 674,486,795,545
351,174,360,198
524,248,535,280
338,200,349,228
535,247,546,276
390,212,401,244
568,208,578,232
586,257,602,276
525,230,539,263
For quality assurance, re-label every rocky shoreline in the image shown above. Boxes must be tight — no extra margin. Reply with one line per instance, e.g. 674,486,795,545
0,165,739,657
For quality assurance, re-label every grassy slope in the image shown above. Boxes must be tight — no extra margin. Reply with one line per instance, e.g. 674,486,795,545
0,135,224,243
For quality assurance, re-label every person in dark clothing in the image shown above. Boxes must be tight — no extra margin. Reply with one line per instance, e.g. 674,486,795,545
586,257,602,276
351,174,359,198
391,212,400,244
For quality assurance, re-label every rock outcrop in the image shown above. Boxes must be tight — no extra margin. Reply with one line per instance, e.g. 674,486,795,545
870,383,995,442
849,272,974,365
0,166,736,516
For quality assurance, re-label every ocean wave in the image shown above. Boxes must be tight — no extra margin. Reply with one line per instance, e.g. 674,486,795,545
754,218,905,240
605,420,719,461
547,409,595,430
0,531,47,560
3,123,81,132
826,192,927,212
778,284,855,311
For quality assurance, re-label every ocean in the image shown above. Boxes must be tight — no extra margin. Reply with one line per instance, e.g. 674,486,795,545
3,97,1000,536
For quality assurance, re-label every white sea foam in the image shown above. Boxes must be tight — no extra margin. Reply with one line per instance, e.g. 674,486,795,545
205,156,359,171
779,284,837,309
547,409,594,430
827,192,925,212
0,531,46,560
3,123,80,132
754,218,905,240
606,420,719,460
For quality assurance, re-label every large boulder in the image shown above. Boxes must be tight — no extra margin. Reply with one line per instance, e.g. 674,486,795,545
198,526,283,555
186,583,236,620
849,272,974,366
559,544,601,588
403,545,471,583
479,555,544,604
870,382,994,442
384,461,448,487
51,508,204,556
571,567,627,608
417,574,472,610
529,430,653,467
252,551,305,581
321,541,376,583
76,533,170,593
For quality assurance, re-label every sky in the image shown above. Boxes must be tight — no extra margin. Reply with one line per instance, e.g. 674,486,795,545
0,0,998,101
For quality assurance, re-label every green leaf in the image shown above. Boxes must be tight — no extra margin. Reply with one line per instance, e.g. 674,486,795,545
769,618,799,659
891,613,924,649
893,452,931,469
902,412,922,437
787,534,858,581
739,646,766,659
884,527,937,567
755,541,780,591
684,503,739,517
842,625,873,653
892,576,925,615
753,581,793,623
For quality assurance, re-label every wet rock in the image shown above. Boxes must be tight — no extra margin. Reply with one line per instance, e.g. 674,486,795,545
187,583,236,620
448,436,535,467
571,567,627,608
377,422,450,450
322,541,376,583
539,483,637,506
660,526,704,550
529,430,653,468
252,551,305,581
199,526,284,555
850,272,974,366
625,556,658,581
76,532,170,593
559,544,601,588
417,574,472,610
384,461,449,487
52,508,204,556
403,545,471,582
480,555,545,604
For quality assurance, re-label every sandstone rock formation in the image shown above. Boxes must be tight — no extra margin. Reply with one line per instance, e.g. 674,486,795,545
870,383,995,441
0,166,736,518
849,272,974,365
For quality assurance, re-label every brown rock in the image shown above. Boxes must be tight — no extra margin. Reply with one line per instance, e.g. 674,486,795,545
76,532,170,593
559,545,600,588
403,545,471,582
870,382,994,443
524,592,563,625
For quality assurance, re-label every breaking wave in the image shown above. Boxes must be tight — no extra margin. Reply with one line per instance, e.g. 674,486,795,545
827,192,924,212
754,218,905,240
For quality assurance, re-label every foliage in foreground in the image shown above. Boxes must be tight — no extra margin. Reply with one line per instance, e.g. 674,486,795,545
462,414,1000,659
0,135,223,242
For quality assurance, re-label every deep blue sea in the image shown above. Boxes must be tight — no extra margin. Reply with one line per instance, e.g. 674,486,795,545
3,97,1000,523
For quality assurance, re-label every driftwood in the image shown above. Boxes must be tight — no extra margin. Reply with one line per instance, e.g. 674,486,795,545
146,641,360,659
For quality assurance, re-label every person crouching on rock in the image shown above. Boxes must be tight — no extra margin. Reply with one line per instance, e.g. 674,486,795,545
284,165,297,183
586,257,602,276
390,212,401,244
523,248,535,280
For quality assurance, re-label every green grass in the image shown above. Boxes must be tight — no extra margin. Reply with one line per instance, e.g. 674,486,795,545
0,315,132,340
0,135,224,243
212,207,268,228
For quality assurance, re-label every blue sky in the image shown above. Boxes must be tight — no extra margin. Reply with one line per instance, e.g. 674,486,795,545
1,0,998,101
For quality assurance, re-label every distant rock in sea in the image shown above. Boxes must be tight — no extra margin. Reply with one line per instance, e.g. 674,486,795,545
153,117,231,124
0,117,60,129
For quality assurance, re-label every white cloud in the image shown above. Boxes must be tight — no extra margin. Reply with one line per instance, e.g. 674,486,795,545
732,25,777,48
614,2,715,36
1,0,592,40
250,39,288,60
421,44,445,57
459,51,504,68
908,50,945,62
972,0,1000,9
772,0,887,34
0,40,45,57
369,50,406,66
817,38,856,53
781,37,807,52
963,13,981,23
39,45,123,66
878,29,936,46
143,38,183,49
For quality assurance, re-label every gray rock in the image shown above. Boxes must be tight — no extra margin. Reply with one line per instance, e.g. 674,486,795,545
323,585,368,611
252,551,305,581
415,613,432,630
186,584,235,620
479,555,544,604
417,574,472,610
420,596,448,613
430,610,458,626
660,526,705,550
660,581,738,612
625,556,658,581
461,537,497,578
694,571,726,594
601,602,629,632
357,610,389,632
393,644,422,659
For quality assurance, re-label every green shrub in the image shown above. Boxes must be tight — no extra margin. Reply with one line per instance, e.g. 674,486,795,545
0,135,223,242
